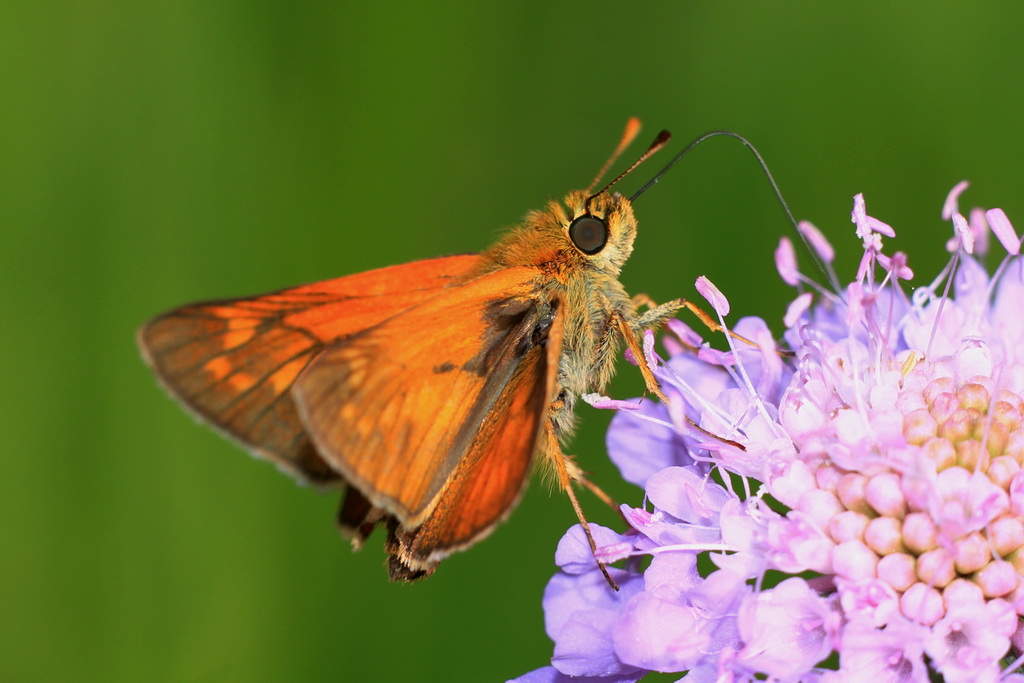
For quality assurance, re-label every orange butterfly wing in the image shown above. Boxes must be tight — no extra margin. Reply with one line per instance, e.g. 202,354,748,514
138,254,482,485
385,306,560,577
292,266,550,526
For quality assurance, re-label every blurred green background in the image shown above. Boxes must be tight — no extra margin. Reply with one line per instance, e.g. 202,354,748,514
5,2,1024,681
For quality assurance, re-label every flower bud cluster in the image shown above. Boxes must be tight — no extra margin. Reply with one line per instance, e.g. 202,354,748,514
789,362,1024,625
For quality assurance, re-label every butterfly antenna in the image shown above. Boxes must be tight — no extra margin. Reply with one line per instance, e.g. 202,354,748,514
585,128,672,215
629,130,827,279
586,117,644,195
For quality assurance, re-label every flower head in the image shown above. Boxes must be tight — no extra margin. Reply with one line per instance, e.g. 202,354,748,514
514,184,1024,682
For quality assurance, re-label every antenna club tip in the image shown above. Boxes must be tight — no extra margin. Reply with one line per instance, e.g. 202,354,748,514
649,130,671,153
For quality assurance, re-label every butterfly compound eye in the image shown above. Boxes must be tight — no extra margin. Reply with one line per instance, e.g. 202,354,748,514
568,216,608,255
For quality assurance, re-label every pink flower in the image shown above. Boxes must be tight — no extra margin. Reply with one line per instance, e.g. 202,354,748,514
513,183,1024,682
735,578,840,678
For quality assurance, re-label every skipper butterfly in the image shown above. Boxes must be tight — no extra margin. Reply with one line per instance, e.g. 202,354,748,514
139,119,693,584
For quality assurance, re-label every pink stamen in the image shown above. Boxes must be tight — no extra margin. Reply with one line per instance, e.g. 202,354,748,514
667,318,703,347
852,193,871,239
868,216,895,238
642,329,660,367
583,393,642,411
775,237,799,286
798,220,835,264
968,208,990,256
952,213,974,255
695,276,730,316
986,208,1020,255
784,292,814,327
877,252,913,281
924,249,957,365
942,180,970,221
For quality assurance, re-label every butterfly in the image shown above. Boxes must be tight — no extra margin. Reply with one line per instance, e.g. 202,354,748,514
138,119,692,585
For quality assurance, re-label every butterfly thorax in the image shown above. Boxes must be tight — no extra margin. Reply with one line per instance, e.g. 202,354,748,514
477,191,641,440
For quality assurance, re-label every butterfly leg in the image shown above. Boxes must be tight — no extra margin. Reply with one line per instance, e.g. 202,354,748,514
544,419,620,591
542,296,620,590
562,457,619,512
612,310,669,403
632,296,759,349
615,306,748,452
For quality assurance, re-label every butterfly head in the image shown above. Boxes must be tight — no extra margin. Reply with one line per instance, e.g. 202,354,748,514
485,190,637,277
485,121,670,277
547,123,670,275
562,189,637,272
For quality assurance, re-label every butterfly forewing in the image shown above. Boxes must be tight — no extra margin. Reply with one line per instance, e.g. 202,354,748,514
138,254,482,484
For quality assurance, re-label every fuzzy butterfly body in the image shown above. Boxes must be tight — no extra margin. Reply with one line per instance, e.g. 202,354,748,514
140,124,683,581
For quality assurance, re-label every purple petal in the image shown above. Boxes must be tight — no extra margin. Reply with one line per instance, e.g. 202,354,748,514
838,618,930,682
925,598,1016,681
506,667,562,683
543,562,643,639
543,569,645,678
506,668,642,683
952,256,993,315
551,609,637,678
690,563,752,614
507,666,560,683
611,593,709,672
835,577,899,627
642,552,701,603
645,466,731,524
607,400,691,487
554,524,634,575
736,578,838,679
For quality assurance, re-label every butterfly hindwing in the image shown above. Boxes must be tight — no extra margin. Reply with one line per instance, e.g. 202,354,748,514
389,302,563,577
